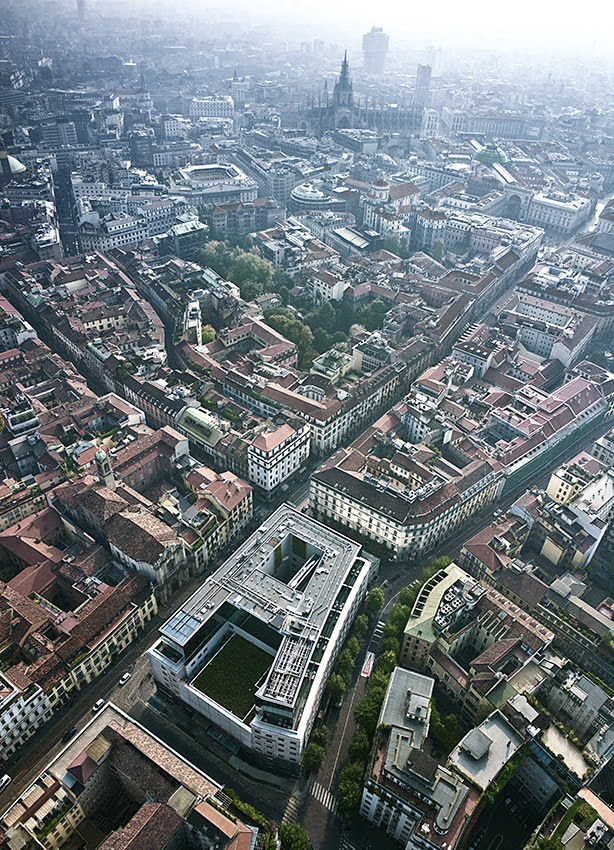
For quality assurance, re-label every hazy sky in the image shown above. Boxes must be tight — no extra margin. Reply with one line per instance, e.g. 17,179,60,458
167,0,614,59
86,0,614,63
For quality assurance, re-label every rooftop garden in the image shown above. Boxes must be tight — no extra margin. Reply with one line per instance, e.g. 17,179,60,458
191,634,272,720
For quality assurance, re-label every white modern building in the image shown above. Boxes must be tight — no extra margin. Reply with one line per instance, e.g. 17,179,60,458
247,422,310,495
0,671,52,762
147,506,378,766
186,96,235,118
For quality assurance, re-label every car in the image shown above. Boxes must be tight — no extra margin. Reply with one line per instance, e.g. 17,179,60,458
118,672,131,687
92,699,105,713
62,727,77,743
0,774,11,791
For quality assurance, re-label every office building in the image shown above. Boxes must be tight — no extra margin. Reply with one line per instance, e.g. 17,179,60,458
414,64,432,110
148,505,378,766
362,27,389,74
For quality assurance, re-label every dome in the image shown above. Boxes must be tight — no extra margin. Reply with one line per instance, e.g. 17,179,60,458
473,143,508,166
0,153,27,176
95,449,107,463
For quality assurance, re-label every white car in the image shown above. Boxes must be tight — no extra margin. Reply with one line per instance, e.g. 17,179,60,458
92,699,105,713
118,672,131,687
0,774,11,791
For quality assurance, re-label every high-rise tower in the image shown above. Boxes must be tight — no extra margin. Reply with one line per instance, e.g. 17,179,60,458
362,27,389,75
414,64,432,109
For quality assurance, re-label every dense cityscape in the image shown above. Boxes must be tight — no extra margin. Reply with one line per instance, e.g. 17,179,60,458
0,2,613,850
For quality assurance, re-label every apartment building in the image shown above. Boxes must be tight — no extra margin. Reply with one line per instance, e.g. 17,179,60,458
247,421,310,495
310,409,504,560
148,506,378,767
51,446,189,601
360,667,474,850
0,703,266,850
539,671,614,742
476,376,610,492
0,530,157,738
399,563,553,724
0,671,52,762
185,95,235,117
592,428,614,466
459,519,614,686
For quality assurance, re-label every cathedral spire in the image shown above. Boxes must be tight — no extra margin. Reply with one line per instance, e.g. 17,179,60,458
340,50,349,83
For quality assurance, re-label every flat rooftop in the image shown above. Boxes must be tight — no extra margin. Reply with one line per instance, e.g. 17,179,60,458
158,505,364,710
448,710,524,790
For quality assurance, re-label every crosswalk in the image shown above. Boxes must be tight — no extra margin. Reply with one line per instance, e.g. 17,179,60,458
307,776,339,815
281,791,302,824
369,620,385,652
213,790,233,810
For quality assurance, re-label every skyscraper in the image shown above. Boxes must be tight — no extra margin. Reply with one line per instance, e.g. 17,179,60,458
362,27,389,75
414,63,432,109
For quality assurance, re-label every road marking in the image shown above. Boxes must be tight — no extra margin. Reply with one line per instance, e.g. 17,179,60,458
360,652,375,678
281,791,302,823
328,676,362,791
307,777,339,814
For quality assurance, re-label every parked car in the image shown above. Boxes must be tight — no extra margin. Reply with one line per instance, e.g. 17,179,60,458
118,672,131,687
92,699,105,713
62,727,77,743
0,774,11,791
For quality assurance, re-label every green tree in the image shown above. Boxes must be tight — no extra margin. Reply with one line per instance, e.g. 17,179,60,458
201,324,216,344
357,299,389,331
376,650,398,678
432,239,444,263
398,585,418,608
348,727,371,763
197,241,232,277
534,838,563,850
240,279,264,302
367,586,385,617
383,604,411,641
588,350,608,367
354,690,385,739
352,614,369,642
312,327,333,353
379,635,400,656
278,285,290,305
382,235,409,259
228,252,273,289
301,742,325,773
337,762,365,814
310,725,330,748
346,636,361,659
326,673,347,704
264,311,314,365
335,648,355,683
319,301,337,333
279,823,310,850
429,701,465,755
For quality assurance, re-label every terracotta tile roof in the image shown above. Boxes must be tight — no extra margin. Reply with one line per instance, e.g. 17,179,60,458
105,506,181,564
97,802,182,850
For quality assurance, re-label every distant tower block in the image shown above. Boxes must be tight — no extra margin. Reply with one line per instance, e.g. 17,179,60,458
76,0,87,20
362,27,389,75
96,449,116,490
414,64,432,109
